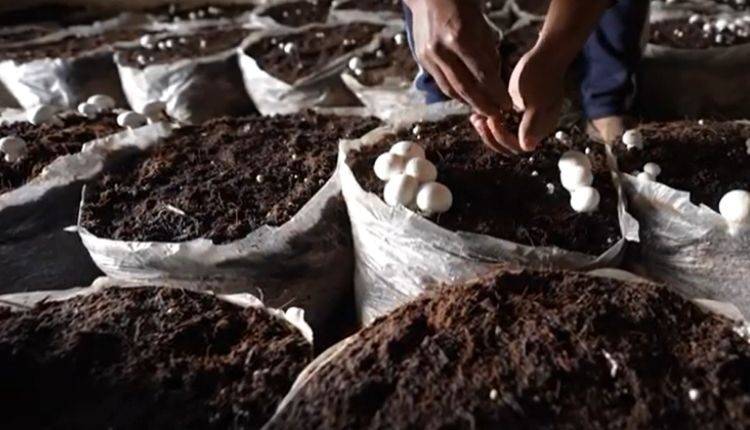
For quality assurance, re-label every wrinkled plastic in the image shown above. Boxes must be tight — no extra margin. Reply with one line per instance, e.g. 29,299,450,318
0,109,171,293
116,23,260,124
640,10,750,119
621,172,750,320
339,106,638,324
0,276,313,345
237,19,388,115
0,14,150,110
78,148,355,330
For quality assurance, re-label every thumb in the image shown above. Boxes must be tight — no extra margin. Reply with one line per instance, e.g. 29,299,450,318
518,103,561,152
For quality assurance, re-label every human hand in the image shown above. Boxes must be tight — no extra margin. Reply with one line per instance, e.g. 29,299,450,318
405,0,512,115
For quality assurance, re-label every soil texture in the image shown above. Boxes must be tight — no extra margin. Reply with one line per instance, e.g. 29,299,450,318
259,1,332,27
348,114,622,255
0,25,57,46
268,268,750,429
615,120,750,209
331,0,402,13
344,34,417,86
0,113,120,194
245,23,384,84
0,286,312,430
80,112,380,243
116,26,254,68
1,28,148,63
650,18,750,49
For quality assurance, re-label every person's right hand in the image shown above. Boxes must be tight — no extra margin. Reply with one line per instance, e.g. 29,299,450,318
405,0,512,117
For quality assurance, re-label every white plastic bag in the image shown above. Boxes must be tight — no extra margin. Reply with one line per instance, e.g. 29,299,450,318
0,111,171,294
339,106,639,324
237,20,388,115
116,24,259,124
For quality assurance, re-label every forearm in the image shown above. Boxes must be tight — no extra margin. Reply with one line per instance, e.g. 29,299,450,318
535,0,611,69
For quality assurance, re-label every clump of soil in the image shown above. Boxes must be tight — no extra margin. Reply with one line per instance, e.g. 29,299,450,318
80,112,380,243
147,3,257,23
331,0,402,13
615,120,750,209
0,286,312,430
650,18,750,49
267,268,750,429
0,113,120,194
348,114,622,255
0,28,148,62
259,0,332,27
244,23,384,84
343,34,417,87
116,26,254,68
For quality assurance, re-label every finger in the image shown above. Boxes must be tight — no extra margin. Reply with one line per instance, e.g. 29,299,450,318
518,102,562,152
432,45,504,116
419,55,465,103
486,115,522,154
470,114,509,155
450,36,512,110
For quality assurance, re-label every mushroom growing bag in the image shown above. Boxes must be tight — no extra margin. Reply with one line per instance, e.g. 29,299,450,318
339,106,639,324
0,15,148,110
620,173,750,320
237,20,388,115
0,109,171,293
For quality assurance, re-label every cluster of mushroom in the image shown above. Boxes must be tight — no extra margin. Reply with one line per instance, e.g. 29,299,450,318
686,14,750,44
373,140,453,215
557,149,600,213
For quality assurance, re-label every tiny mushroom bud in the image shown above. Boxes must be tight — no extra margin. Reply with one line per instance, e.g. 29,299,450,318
393,33,406,45
557,150,592,172
348,56,363,71
570,186,601,213
637,171,655,182
27,104,58,125
404,157,438,183
116,111,147,128
283,42,295,54
643,162,662,177
389,140,425,160
140,34,156,48
373,152,405,181
560,165,594,191
0,136,28,162
256,174,265,184
622,129,643,150
416,182,453,214
745,138,750,155
719,190,750,225
88,94,116,111
554,130,569,142
77,102,99,118
384,173,419,207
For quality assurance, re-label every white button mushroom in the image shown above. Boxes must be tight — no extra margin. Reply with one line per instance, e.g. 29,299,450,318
373,152,405,181
560,165,594,191
554,130,569,142
416,182,453,214
393,33,406,45
570,186,601,213
116,111,147,128
389,140,426,160
404,157,438,183
77,102,99,119
140,100,167,119
87,94,116,111
383,173,419,207
0,136,27,162
348,56,363,71
636,171,655,182
622,129,643,150
643,162,661,178
283,42,296,54
27,104,59,125
557,150,592,172
719,190,750,224
139,34,156,49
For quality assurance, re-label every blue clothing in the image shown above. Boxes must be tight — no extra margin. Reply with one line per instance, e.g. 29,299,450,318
403,1,650,119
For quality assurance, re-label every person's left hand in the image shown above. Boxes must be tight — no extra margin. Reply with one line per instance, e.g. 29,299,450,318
472,43,566,154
